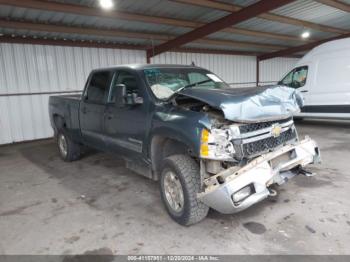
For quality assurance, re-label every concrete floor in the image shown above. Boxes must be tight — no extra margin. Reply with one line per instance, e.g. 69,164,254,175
0,120,350,255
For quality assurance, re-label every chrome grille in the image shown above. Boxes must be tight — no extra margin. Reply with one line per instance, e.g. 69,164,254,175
242,128,296,157
239,117,292,134
233,118,297,160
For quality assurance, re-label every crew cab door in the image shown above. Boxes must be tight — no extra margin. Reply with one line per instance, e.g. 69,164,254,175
104,70,149,159
279,66,310,104
80,70,114,150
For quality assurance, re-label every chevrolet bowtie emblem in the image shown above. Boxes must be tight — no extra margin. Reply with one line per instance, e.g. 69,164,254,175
271,124,282,138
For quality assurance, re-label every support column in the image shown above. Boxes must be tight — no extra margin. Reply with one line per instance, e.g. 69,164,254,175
256,57,260,86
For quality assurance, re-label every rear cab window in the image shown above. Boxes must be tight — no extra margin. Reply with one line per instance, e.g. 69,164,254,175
280,66,308,89
84,70,114,104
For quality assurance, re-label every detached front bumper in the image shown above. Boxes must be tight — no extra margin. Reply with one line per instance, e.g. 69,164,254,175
198,137,321,214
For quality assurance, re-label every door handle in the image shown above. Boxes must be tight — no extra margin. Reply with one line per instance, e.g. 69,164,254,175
300,90,308,93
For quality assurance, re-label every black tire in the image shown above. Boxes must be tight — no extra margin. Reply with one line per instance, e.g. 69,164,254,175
160,154,209,226
56,129,81,162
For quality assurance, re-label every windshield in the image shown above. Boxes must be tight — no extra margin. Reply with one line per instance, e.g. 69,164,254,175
143,67,230,100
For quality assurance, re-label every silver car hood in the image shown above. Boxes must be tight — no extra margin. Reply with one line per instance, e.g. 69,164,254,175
179,85,303,123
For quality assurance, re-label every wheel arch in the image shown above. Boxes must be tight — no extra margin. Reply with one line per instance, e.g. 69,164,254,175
52,114,67,134
149,133,197,181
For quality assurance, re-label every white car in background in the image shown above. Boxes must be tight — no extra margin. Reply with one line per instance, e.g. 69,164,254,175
278,38,350,119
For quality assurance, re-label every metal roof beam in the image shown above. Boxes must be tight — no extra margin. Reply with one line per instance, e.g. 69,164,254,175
0,36,149,50
0,0,312,43
0,19,171,41
0,0,193,27
147,0,296,58
258,32,350,60
315,0,350,13
0,36,269,57
0,19,288,51
173,0,349,35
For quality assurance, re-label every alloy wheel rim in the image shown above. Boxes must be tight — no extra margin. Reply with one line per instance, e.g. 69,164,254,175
58,134,68,157
163,171,184,213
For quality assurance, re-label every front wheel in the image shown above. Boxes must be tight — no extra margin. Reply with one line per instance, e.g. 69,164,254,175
57,130,81,162
160,155,209,226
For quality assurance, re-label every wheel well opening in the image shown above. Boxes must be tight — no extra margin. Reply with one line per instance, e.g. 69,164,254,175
150,136,191,180
53,114,66,129
53,115,67,137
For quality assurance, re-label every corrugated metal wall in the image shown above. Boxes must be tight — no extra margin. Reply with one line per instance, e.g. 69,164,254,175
0,43,146,145
151,52,257,88
151,52,299,87
0,44,299,145
259,57,299,84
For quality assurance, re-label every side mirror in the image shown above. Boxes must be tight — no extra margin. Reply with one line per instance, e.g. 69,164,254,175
111,84,143,106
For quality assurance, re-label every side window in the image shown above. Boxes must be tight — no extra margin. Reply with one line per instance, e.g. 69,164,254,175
280,66,308,89
109,71,140,103
188,72,208,83
281,69,294,86
292,66,308,88
85,71,113,104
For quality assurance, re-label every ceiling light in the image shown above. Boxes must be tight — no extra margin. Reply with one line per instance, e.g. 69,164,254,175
0,33,3,36
301,31,310,39
99,0,114,9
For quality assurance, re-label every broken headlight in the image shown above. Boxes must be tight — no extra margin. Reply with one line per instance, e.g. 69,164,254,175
200,127,237,160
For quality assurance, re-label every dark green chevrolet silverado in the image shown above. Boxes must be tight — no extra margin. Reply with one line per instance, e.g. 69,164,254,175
49,64,320,225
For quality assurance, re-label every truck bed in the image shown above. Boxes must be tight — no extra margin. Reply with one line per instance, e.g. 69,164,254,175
49,94,82,140
50,94,82,100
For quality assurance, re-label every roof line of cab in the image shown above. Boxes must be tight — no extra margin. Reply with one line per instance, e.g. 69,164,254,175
90,64,207,73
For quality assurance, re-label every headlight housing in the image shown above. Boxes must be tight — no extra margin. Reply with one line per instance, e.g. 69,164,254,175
200,127,237,160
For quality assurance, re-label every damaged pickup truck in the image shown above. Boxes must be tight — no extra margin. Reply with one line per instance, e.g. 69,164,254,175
49,64,321,225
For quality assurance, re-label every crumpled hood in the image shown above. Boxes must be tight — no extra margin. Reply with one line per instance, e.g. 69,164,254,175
178,85,304,122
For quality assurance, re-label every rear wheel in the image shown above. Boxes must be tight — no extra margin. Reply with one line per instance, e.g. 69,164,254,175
160,154,209,226
57,130,81,162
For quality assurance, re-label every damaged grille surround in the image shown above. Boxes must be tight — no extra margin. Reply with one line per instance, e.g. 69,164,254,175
201,117,297,162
